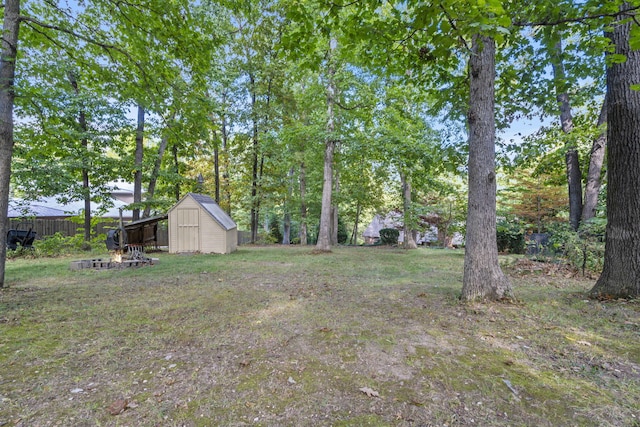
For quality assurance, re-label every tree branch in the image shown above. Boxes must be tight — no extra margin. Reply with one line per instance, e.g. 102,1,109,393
335,100,372,110
513,6,640,27
327,0,361,8
19,15,148,80
439,3,470,51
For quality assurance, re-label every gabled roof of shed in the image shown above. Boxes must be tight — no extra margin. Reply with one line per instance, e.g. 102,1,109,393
172,193,237,231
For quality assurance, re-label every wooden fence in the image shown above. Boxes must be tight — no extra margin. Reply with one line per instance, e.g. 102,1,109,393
8,218,116,238
7,218,168,247
7,218,251,248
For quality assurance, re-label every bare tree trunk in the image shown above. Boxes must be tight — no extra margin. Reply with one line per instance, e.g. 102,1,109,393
67,71,92,241
133,105,144,221
461,35,513,302
221,93,231,215
581,98,607,222
401,172,417,249
172,144,180,201
591,8,640,298
249,73,259,243
316,38,338,252
0,0,21,287
550,35,583,230
350,201,361,245
143,130,170,218
299,161,308,245
282,167,294,245
214,138,220,203
330,166,340,245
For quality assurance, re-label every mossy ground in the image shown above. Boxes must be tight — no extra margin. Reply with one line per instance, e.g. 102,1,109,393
0,246,638,426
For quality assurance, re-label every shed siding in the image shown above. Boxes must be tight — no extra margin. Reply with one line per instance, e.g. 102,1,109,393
177,208,200,252
168,193,237,254
200,212,225,254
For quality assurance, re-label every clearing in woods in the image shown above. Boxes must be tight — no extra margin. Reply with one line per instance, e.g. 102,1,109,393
0,246,638,426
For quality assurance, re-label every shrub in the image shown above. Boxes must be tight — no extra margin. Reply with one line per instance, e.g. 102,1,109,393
337,218,348,245
379,228,400,245
547,219,605,275
496,220,525,254
8,233,107,258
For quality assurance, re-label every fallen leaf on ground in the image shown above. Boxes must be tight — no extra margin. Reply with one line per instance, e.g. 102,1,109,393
107,399,128,415
359,387,380,398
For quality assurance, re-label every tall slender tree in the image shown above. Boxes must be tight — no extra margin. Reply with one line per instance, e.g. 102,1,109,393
0,0,21,287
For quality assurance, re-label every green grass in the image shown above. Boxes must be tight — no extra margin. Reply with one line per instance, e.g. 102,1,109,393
0,246,638,426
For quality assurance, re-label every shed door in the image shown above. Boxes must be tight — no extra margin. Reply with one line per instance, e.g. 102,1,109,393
177,208,199,252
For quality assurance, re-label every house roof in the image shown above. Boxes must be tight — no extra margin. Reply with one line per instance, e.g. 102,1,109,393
8,202,69,218
8,196,133,219
173,193,236,231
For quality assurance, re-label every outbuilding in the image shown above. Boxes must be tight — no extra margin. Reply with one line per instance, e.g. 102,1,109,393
168,193,237,254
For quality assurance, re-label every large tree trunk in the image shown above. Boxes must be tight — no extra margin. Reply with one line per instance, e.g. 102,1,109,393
133,105,145,221
581,98,607,222
591,8,640,298
401,172,417,249
299,161,308,245
0,0,21,288
330,166,340,245
550,35,583,231
461,35,513,302
317,138,336,251
316,38,338,252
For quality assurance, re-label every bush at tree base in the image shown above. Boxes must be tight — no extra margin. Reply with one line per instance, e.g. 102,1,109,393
7,232,106,258
547,219,605,275
379,228,400,245
496,220,525,254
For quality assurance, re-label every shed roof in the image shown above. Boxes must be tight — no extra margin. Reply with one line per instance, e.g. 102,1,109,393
174,193,237,231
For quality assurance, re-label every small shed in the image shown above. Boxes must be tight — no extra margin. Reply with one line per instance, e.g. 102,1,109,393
168,193,237,254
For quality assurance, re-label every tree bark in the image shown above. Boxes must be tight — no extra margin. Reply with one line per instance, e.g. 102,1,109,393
282,167,294,245
299,161,308,245
67,71,92,241
550,36,583,231
350,201,361,245
401,172,417,249
143,128,170,218
214,136,220,203
249,73,259,243
172,144,180,201
461,35,513,302
591,7,640,298
330,166,340,245
0,0,21,287
133,105,145,221
581,98,607,222
316,38,338,252
221,92,231,215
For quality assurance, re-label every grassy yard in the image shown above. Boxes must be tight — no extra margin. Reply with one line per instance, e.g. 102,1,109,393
0,246,638,426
